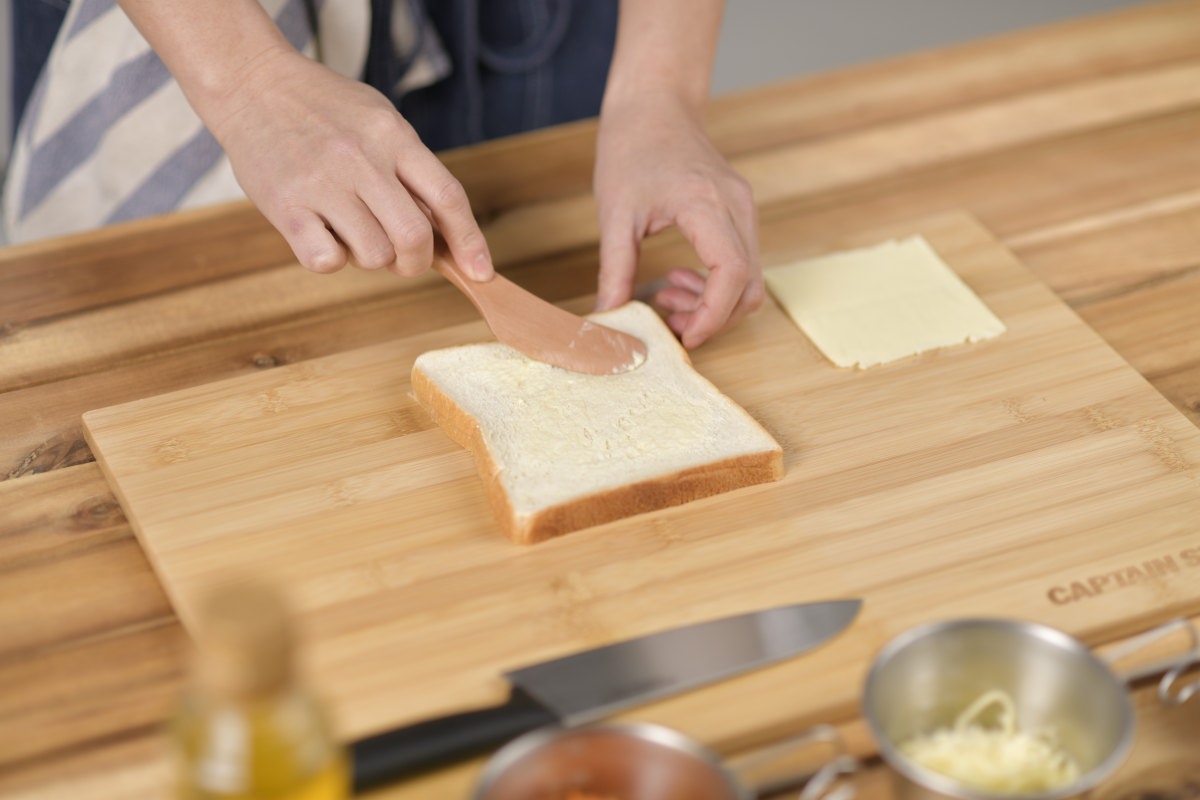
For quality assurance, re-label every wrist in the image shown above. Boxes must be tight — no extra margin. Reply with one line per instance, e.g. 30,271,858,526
192,41,297,133
601,82,707,131
603,0,720,119
116,0,295,127
196,39,292,98
599,87,711,154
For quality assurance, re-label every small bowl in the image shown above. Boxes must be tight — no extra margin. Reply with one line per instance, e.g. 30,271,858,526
862,618,1134,800
471,722,748,800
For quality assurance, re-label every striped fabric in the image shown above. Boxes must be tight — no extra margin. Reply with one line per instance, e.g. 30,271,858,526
2,0,448,244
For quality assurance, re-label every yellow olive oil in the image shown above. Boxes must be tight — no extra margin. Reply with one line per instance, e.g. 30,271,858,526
171,581,348,800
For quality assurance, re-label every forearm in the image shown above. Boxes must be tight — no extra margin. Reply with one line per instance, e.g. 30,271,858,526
603,0,725,115
116,0,295,127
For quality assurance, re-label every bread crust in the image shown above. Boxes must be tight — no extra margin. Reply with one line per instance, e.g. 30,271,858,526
411,364,783,545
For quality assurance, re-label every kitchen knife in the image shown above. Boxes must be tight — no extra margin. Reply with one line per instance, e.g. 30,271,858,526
352,598,861,791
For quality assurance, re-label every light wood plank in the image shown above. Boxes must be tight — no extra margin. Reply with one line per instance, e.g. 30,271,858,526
1152,366,1200,429
0,264,451,392
0,286,482,475
0,466,125,566
0,470,173,658
0,622,185,771
484,60,1200,265
0,204,289,325
0,735,173,800
1077,272,1200,379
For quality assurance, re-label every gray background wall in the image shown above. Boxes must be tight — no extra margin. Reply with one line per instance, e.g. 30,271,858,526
712,0,1148,95
0,0,1148,210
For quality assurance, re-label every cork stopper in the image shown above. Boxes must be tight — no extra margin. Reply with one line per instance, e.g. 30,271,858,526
192,579,295,699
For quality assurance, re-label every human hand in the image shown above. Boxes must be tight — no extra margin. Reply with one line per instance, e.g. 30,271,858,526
592,92,762,348
207,46,492,280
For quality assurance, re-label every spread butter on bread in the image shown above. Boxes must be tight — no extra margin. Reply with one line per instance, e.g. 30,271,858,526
411,301,784,544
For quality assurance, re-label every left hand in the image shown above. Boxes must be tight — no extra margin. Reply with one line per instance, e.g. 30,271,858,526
592,92,763,349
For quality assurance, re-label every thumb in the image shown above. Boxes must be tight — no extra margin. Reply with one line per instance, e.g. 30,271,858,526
595,213,640,311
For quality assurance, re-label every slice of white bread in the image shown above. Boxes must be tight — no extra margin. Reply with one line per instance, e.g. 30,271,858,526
411,301,784,544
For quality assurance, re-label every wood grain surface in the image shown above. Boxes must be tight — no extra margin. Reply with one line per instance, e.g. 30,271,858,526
81,210,1200,752
5,2,1200,798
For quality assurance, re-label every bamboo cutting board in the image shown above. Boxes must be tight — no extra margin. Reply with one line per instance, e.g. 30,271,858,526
83,211,1200,753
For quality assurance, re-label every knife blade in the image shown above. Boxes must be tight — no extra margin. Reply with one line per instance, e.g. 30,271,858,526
351,598,861,791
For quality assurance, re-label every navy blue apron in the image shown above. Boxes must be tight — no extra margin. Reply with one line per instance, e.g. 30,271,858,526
10,0,617,151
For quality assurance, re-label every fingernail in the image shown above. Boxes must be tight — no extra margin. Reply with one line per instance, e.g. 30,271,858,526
471,252,492,281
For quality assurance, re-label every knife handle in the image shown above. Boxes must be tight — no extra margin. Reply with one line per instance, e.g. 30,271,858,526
351,688,558,792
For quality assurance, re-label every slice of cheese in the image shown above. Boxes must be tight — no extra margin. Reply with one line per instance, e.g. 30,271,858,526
764,236,1006,369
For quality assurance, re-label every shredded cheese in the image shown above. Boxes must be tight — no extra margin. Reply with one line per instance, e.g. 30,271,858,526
898,690,1081,793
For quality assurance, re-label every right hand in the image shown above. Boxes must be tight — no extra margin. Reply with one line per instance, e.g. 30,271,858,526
207,46,492,280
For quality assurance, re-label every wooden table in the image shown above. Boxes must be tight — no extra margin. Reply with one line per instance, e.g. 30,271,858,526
4,2,1200,797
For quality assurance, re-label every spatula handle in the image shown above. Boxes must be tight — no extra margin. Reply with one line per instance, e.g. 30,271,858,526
431,240,496,320
350,688,558,791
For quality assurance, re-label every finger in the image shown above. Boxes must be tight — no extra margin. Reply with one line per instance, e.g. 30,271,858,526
665,310,691,338
675,205,754,348
665,267,707,295
664,281,763,341
668,279,765,349
401,150,492,280
272,206,349,274
355,172,435,277
684,274,764,347
596,209,642,311
692,175,764,330
655,285,702,314
321,194,405,272
728,178,761,274
726,181,765,319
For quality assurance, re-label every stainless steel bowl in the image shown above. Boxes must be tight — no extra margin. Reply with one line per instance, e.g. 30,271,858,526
862,618,1134,800
471,722,748,800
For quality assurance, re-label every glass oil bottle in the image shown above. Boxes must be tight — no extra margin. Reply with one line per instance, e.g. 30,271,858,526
170,580,348,800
